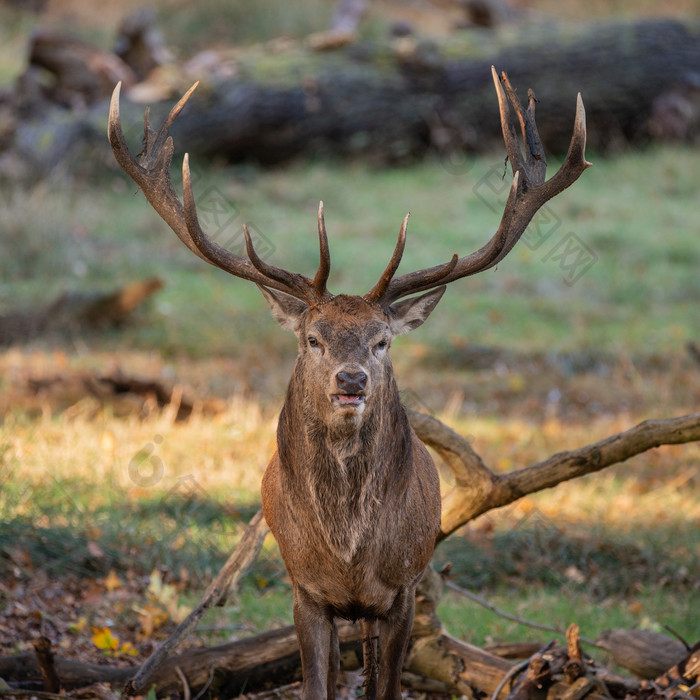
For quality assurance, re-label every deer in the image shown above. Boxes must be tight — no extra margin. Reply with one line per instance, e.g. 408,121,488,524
108,66,590,700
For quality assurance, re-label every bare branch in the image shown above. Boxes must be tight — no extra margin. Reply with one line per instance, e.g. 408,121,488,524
405,412,700,541
444,581,599,646
123,510,269,697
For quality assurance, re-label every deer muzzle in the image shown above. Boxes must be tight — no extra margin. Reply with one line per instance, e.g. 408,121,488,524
333,369,368,409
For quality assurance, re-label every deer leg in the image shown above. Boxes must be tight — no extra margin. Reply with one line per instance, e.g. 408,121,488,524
327,619,339,700
377,586,415,700
293,586,334,700
361,619,379,700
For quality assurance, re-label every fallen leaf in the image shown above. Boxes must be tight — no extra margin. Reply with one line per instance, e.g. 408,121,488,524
91,626,119,651
103,569,122,593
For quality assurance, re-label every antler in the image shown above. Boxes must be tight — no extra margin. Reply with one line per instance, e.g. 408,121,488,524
108,82,333,305
368,66,592,307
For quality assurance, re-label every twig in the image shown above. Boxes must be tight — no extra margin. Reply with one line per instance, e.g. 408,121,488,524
123,509,269,697
445,580,601,647
663,624,691,650
175,665,191,700
191,664,215,700
490,658,530,700
242,681,301,700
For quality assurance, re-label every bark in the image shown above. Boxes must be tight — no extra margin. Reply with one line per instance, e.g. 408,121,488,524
594,629,689,680
405,410,700,541
0,277,163,346
6,19,700,173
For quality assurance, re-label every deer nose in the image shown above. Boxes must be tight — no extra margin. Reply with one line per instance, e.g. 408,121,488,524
336,370,367,394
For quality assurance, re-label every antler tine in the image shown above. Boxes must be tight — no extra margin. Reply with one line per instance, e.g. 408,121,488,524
109,82,208,265
241,223,332,302
311,201,332,298
365,213,409,303
495,68,547,185
147,81,200,160
377,67,591,305
109,82,330,304
367,213,459,306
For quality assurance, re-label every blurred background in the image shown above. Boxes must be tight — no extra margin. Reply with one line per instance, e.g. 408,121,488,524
0,0,698,687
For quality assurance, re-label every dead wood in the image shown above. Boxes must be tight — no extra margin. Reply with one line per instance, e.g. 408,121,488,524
501,638,619,700
595,629,690,680
4,367,227,421
663,641,700,689
31,637,59,694
0,277,163,347
114,8,171,82
564,624,584,684
123,509,269,697
25,31,136,108
0,623,515,698
6,18,700,173
485,642,549,660
406,409,700,541
504,647,552,700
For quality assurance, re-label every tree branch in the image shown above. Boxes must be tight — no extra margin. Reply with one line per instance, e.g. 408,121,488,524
123,509,269,697
406,410,700,541
444,581,600,647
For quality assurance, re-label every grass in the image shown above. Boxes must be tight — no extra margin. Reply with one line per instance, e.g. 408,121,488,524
1,0,699,671
2,144,699,358
1,386,698,652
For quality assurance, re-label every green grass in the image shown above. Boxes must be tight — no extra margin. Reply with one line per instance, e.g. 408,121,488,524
1,142,699,657
437,584,696,651
2,144,698,357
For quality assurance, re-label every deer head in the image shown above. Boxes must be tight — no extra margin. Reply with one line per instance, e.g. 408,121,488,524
107,67,589,432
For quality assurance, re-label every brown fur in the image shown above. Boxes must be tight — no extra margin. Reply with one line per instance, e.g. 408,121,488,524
261,295,442,700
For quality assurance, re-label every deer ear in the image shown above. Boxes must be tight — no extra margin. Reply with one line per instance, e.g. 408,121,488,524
387,286,446,335
258,285,308,333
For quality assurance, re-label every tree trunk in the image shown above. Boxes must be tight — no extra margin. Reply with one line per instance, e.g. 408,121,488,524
165,18,700,163
0,278,163,346
7,19,700,173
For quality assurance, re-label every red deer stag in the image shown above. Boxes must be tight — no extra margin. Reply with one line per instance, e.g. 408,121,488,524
108,67,590,700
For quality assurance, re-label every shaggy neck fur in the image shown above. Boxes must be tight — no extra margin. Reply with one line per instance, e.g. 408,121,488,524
276,357,413,562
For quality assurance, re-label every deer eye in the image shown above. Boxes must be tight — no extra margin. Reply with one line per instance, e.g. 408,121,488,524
308,336,319,348
374,339,388,352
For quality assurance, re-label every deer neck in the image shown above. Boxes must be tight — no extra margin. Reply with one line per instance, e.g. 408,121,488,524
276,363,413,562
277,361,412,481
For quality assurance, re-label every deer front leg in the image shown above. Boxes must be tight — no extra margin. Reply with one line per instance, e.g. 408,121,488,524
294,586,336,700
377,586,415,700
328,619,339,700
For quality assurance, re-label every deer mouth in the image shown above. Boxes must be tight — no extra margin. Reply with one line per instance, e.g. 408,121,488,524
332,394,366,409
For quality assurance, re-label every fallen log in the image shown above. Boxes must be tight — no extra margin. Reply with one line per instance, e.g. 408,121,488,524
0,277,163,346
6,18,700,172
595,629,689,680
138,18,700,163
